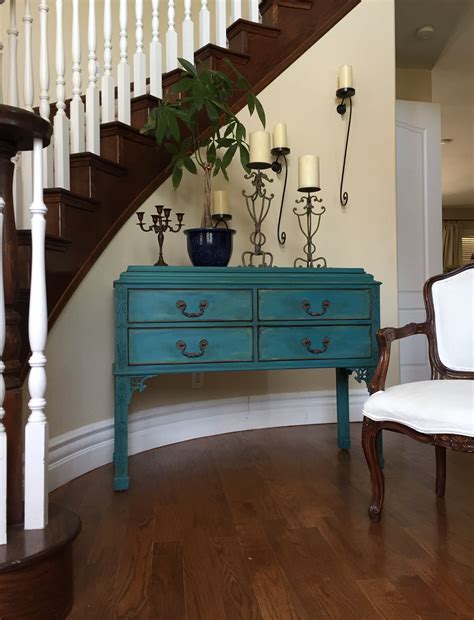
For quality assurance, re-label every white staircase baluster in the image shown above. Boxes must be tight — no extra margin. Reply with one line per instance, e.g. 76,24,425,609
248,0,259,22
71,0,85,153
0,37,3,104
231,1,242,23
149,0,162,98
101,0,114,123
182,0,194,63
53,0,70,189
134,0,146,97
8,0,19,107
22,0,34,229
216,0,227,48
199,1,210,48
39,0,54,188
166,1,178,72
0,198,6,546
117,0,131,124
86,0,100,154
24,138,49,531
23,0,34,112
7,1,22,225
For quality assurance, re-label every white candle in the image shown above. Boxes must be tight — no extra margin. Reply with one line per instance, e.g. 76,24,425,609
338,65,353,89
273,123,288,149
298,155,320,191
249,130,272,167
212,190,230,215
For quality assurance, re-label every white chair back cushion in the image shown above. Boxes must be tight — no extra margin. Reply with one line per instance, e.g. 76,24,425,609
432,268,474,372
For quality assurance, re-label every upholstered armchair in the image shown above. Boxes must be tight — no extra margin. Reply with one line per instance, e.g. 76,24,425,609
361,263,474,522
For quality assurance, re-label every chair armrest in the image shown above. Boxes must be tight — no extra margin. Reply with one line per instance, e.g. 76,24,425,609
369,322,430,394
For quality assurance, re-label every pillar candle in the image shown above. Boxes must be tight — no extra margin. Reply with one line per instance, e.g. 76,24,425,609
212,190,230,215
338,65,353,89
273,123,288,149
298,155,320,191
249,130,272,166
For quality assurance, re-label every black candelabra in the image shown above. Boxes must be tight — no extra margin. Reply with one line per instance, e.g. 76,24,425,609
293,191,327,268
136,205,184,266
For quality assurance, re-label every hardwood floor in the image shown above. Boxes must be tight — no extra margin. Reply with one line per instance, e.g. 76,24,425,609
52,423,474,619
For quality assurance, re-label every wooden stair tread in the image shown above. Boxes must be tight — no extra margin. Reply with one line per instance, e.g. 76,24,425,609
260,0,313,13
17,229,71,252
227,19,280,39
69,152,127,176
43,188,99,212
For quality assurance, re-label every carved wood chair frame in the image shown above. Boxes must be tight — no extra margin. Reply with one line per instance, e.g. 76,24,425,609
362,262,474,522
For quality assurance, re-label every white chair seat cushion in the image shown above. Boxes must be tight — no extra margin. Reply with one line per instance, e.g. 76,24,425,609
363,380,474,436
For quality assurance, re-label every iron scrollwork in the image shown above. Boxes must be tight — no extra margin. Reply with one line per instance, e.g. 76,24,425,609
302,336,330,355
176,339,208,358
301,299,331,317
176,299,208,318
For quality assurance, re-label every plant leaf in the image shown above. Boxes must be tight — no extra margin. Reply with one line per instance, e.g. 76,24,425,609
247,93,255,116
254,97,266,128
207,141,217,164
239,143,250,170
167,112,180,142
222,144,237,169
183,157,197,174
178,57,198,76
172,165,183,189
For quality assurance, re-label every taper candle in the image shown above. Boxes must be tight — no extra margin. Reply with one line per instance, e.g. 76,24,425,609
338,65,353,89
249,130,272,167
212,190,230,215
298,155,320,191
273,123,288,150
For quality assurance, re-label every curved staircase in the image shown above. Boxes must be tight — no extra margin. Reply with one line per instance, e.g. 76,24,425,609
15,0,359,360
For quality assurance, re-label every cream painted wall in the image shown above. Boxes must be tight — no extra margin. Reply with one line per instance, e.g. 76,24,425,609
39,0,398,438
396,68,432,102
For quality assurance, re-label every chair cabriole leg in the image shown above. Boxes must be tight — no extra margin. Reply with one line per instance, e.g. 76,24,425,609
361,417,384,522
435,445,446,498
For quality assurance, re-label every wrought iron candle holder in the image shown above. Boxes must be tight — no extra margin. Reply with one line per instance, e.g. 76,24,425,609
293,191,327,268
136,205,184,266
212,213,232,229
241,148,290,267
336,86,355,207
242,168,275,267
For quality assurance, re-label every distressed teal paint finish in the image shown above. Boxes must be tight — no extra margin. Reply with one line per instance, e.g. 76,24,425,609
128,288,253,323
259,326,371,361
258,289,371,321
129,327,253,365
113,266,381,490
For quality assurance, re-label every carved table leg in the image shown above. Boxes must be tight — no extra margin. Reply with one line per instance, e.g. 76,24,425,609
361,417,385,522
114,376,131,491
435,445,446,498
335,368,351,449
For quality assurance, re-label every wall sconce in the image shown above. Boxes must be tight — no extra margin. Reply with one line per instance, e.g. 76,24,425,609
336,65,355,207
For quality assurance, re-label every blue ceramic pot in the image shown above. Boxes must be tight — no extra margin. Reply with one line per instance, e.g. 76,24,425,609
184,228,236,267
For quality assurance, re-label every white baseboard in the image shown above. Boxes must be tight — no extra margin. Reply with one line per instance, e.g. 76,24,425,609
48,389,367,491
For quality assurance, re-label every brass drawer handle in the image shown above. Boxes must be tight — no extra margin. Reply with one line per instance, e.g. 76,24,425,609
176,339,208,358
301,299,331,317
176,299,208,318
302,336,330,355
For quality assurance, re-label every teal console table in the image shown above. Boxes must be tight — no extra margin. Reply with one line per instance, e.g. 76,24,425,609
113,267,381,490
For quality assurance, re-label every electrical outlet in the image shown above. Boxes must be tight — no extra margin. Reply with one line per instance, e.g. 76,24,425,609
192,372,204,389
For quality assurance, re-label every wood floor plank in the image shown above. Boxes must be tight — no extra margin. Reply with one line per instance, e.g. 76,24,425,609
148,541,185,620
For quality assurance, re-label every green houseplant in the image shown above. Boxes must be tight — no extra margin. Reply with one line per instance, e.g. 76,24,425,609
142,58,266,265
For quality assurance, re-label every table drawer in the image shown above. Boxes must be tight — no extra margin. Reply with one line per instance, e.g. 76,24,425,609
258,326,371,361
129,327,253,365
258,289,371,321
128,289,253,323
